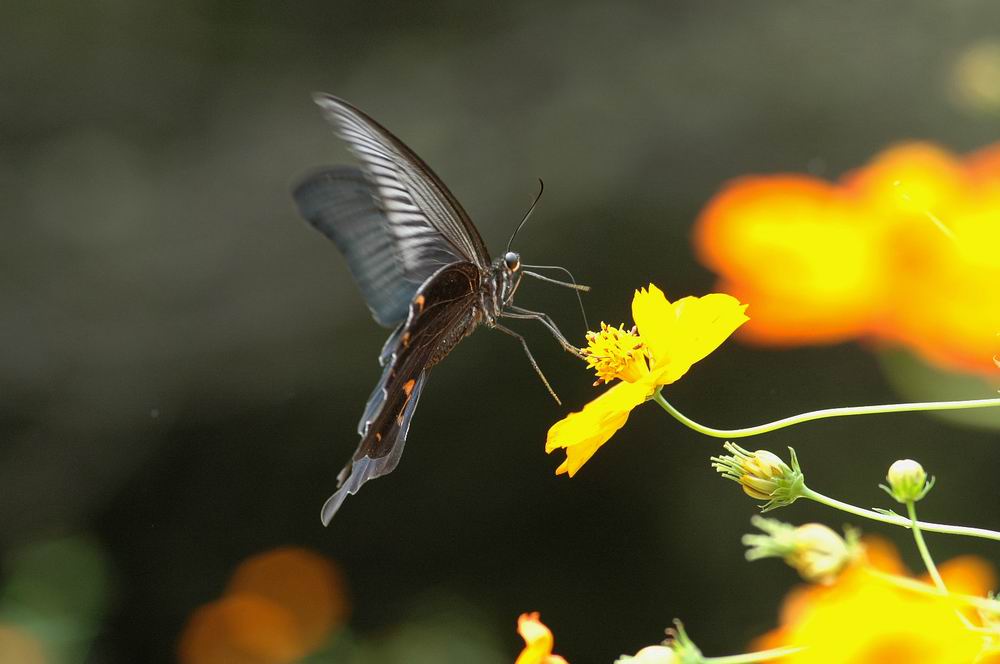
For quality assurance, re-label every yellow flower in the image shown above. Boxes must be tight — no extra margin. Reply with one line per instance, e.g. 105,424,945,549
547,284,748,476
753,538,1000,664
515,613,568,664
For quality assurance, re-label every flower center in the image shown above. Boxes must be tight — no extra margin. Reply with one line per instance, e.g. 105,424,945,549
581,323,648,385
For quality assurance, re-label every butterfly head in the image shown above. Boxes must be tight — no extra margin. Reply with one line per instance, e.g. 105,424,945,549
489,251,523,316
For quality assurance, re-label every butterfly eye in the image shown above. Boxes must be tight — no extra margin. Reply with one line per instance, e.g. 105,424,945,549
504,251,521,271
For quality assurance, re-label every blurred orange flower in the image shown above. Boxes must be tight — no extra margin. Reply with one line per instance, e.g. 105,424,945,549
515,612,568,664
754,537,1000,663
695,141,1000,376
178,547,348,664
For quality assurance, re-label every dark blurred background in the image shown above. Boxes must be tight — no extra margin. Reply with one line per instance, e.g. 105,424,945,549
2,1,999,662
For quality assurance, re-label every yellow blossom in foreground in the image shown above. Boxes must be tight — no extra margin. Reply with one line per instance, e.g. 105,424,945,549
754,538,1000,664
547,284,748,476
515,612,568,664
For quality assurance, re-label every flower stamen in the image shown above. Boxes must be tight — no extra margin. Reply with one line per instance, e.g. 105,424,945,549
581,323,648,385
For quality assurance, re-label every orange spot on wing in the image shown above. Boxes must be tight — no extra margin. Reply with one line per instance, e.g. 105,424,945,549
413,294,426,312
396,378,418,425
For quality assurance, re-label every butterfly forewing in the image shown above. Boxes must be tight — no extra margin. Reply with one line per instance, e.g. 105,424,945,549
312,94,491,268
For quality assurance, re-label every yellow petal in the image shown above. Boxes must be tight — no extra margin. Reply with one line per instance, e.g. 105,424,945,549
546,380,651,477
515,613,564,664
631,284,676,364
633,286,748,386
669,293,749,365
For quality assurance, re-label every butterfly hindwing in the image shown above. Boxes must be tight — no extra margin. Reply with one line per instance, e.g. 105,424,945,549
322,371,428,524
293,166,458,327
320,262,482,525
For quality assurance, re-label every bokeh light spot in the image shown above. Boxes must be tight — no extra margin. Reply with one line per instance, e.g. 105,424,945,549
952,40,1000,112
225,547,349,651
178,595,302,664
178,547,349,664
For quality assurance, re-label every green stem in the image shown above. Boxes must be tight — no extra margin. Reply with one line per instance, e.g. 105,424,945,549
870,569,1000,613
907,500,947,592
652,391,1000,439
902,502,979,630
705,647,803,663
802,487,1000,542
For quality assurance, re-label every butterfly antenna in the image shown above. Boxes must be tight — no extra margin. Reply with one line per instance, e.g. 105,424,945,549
507,179,545,254
521,265,591,331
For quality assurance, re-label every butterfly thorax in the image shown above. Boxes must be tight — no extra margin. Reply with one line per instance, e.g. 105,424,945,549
480,257,520,327
422,259,515,367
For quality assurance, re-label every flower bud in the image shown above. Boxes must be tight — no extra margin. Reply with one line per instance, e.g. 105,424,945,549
738,449,789,499
882,459,934,503
711,443,804,511
615,646,678,664
743,516,858,584
787,523,854,584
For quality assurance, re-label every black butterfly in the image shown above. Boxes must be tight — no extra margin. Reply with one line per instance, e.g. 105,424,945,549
293,94,586,525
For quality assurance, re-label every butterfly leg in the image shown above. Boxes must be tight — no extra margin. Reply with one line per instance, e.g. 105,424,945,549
494,324,562,405
501,306,586,360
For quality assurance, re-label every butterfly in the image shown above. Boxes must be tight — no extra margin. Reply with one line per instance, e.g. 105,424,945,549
293,94,586,525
